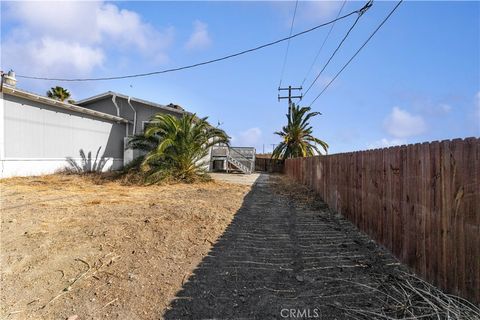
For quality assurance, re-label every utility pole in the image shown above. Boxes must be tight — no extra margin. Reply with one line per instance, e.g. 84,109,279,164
278,85,302,106
276,85,301,155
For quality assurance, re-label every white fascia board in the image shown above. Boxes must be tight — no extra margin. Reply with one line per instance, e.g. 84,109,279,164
2,86,129,123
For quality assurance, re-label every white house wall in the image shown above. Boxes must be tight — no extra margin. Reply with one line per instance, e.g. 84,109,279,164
1,94,126,178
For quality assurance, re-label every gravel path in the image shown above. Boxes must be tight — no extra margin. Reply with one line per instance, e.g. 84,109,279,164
164,174,405,319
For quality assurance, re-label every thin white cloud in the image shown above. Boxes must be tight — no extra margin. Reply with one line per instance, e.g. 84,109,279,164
2,37,105,77
384,107,426,138
5,1,101,43
438,103,452,113
1,1,174,77
185,20,212,51
275,1,343,29
368,138,406,149
96,3,174,58
309,74,333,89
231,128,262,149
476,91,480,118
299,1,344,23
422,102,453,115
475,92,480,132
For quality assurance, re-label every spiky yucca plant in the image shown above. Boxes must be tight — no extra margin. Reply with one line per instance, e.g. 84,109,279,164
128,113,229,183
272,103,328,159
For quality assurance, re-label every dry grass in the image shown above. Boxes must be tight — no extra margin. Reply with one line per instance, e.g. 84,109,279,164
271,175,329,211
0,173,251,320
272,175,480,320
331,271,480,320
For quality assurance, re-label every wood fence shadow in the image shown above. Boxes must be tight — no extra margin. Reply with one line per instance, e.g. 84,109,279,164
163,175,406,319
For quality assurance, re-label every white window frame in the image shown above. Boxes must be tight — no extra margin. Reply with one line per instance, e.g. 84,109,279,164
142,121,153,133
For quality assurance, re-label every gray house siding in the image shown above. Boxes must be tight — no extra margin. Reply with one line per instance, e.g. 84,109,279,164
0,93,126,178
78,94,187,166
76,98,120,121
78,94,184,136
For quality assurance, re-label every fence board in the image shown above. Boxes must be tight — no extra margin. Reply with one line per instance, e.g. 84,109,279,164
430,140,441,288
284,137,480,304
254,158,284,173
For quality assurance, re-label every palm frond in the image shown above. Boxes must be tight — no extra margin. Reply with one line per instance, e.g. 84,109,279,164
273,103,328,160
46,86,71,102
128,112,229,183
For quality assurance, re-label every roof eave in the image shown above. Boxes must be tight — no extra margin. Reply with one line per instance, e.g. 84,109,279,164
76,92,186,115
2,86,128,123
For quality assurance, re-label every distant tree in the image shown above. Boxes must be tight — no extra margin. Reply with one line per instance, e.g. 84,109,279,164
127,113,229,183
272,103,328,160
46,86,71,102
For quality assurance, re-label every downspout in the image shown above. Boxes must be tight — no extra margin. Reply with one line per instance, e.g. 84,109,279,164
111,93,120,117
127,96,137,135
0,71,4,92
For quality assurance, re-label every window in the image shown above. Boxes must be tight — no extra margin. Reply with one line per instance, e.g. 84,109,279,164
142,121,152,133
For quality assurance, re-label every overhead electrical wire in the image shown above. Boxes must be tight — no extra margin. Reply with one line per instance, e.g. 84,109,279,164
308,0,403,108
300,0,347,88
278,0,299,88
303,0,373,98
15,4,366,82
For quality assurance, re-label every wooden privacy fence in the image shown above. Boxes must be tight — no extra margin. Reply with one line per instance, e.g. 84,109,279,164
255,157,284,173
284,137,479,304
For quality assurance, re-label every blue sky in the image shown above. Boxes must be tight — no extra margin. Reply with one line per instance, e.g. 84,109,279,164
1,1,479,154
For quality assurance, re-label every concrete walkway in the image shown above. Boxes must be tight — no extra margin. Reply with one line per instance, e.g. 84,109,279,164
164,174,405,319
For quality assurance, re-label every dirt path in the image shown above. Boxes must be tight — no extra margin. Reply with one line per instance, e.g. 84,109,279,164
209,172,261,186
164,174,406,319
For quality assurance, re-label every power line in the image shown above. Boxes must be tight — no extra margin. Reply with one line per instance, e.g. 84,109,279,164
308,0,403,108
15,5,365,82
303,0,373,98
300,0,346,88
278,0,299,88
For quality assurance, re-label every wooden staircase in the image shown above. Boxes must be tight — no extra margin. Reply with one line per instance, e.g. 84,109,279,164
211,146,255,174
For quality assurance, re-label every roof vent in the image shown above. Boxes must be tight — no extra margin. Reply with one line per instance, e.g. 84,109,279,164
167,103,184,111
4,70,17,87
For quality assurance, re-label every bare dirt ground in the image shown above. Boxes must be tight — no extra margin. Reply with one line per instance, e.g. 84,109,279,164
1,173,477,320
208,173,260,186
0,174,250,319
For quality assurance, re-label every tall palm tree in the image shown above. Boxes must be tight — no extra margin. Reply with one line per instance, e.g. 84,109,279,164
46,86,71,102
128,113,229,183
272,103,328,159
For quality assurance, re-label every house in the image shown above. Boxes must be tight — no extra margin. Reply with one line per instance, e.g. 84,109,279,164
76,91,187,166
76,92,256,174
76,91,186,137
0,73,255,178
0,75,188,178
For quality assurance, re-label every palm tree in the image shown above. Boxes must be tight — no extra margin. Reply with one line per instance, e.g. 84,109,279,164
127,113,229,183
46,86,71,102
272,103,328,160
